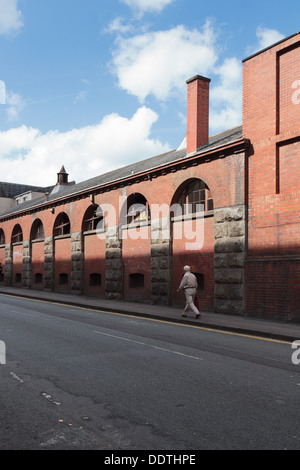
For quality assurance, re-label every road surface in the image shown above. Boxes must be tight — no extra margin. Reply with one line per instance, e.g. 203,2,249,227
0,293,299,450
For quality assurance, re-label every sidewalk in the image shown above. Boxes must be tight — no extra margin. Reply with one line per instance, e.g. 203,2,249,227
0,286,299,343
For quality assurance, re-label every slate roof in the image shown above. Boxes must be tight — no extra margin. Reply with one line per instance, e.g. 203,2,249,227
0,125,243,219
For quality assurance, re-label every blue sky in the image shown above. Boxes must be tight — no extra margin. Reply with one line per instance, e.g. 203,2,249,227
0,0,298,186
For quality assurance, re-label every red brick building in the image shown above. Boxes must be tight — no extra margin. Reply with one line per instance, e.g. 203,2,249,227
0,33,299,321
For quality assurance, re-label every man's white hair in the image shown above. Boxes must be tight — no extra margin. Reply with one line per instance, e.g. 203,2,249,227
184,265,190,272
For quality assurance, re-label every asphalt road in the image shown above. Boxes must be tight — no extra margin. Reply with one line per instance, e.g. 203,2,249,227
0,293,299,450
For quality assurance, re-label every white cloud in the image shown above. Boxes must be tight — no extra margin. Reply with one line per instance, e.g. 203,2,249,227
247,27,285,56
5,91,25,121
121,0,174,15
74,90,87,104
210,57,242,131
111,21,218,102
0,107,171,186
0,0,23,36
0,80,6,104
106,17,135,35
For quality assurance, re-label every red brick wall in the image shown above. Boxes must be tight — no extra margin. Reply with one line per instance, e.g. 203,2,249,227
172,215,214,310
0,246,5,282
54,237,71,293
83,232,105,297
31,240,44,289
243,33,300,319
12,244,23,286
122,225,151,302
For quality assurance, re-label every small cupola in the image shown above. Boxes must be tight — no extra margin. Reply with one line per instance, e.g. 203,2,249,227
57,165,69,185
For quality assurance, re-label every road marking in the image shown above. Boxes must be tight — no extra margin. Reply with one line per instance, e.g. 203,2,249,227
10,371,25,383
93,330,202,361
0,293,293,345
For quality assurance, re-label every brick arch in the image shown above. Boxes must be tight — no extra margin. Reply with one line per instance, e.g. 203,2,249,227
53,212,71,237
119,192,151,225
81,204,104,232
11,223,23,243
0,228,5,245
170,176,214,211
30,218,45,241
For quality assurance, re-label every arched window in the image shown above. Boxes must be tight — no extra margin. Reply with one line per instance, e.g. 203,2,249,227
11,224,23,244
175,179,213,215
53,213,70,237
122,193,150,225
30,219,45,241
0,229,5,245
82,205,104,232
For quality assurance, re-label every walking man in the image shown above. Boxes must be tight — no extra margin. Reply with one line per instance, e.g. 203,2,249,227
177,266,200,319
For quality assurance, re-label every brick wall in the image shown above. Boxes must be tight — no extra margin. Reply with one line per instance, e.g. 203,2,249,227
243,33,300,320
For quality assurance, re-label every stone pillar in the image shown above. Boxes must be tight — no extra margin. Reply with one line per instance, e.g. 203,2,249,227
150,217,172,305
214,204,246,315
105,225,123,300
4,243,12,286
22,240,31,288
44,236,54,291
71,231,84,295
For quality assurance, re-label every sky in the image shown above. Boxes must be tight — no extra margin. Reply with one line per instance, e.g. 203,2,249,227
0,0,298,187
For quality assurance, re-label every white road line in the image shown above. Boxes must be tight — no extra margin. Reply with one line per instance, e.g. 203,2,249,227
93,330,202,361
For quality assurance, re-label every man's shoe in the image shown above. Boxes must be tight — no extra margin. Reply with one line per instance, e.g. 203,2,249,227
195,314,201,319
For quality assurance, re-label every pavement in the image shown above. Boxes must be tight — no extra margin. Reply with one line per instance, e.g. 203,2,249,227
0,286,300,343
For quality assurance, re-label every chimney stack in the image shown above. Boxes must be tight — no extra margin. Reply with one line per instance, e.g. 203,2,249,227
186,75,211,154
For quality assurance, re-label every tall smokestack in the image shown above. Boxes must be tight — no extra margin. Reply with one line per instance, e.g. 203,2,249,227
186,75,211,154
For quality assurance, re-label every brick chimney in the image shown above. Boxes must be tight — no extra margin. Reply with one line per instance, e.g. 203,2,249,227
186,75,211,154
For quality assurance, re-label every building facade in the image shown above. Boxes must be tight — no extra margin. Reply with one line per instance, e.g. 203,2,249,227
0,33,299,321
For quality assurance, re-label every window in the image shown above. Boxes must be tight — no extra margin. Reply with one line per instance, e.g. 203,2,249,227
35,273,43,284
124,194,150,224
82,205,104,232
59,273,68,285
15,273,22,283
53,213,70,237
11,224,23,244
31,219,45,241
0,229,5,245
193,272,204,290
129,273,144,288
177,179,213,215
89,273,101,286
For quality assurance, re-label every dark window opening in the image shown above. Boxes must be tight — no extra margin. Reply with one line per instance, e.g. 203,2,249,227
177,180,214,215
0,229,5,245
129,273,144,288
31,220,45,240
59,273,68,285
54,213,70,237
193,272,204,290
12,225,23,244
15,273,22,283
35,273,43,284
124,194,150,225
89,273,101,286
82,205,104,232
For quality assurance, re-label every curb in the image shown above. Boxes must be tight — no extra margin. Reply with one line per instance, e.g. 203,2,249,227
0,289,297,343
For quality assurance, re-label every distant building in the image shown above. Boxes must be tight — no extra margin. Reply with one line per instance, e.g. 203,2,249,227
0,32,299,322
